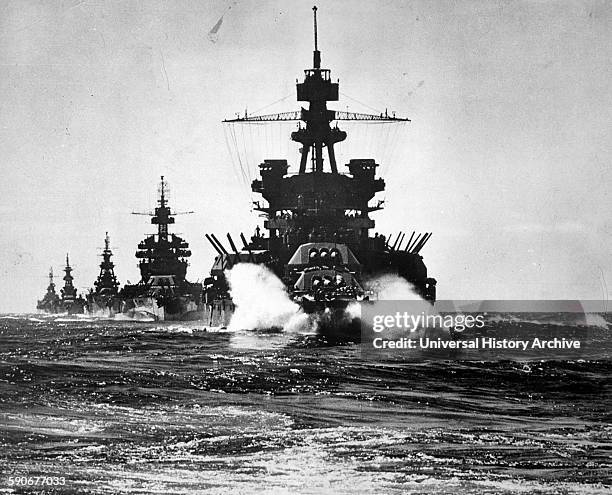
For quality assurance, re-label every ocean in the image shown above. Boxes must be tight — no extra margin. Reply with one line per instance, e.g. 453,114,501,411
1,313,610,494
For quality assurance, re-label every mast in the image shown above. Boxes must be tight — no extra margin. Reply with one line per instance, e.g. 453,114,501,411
291,5,346,174
154,175,173,242
133,176,193,282
223,6,409,177
312,6,320,68
62,253,77,300
47,267,56,295
94,232,119,294
64,254,73,286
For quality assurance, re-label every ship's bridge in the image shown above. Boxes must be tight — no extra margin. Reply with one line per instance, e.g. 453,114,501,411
252,158,384,242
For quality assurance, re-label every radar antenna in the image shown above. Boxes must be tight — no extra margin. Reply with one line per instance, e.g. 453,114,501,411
223,6,409,175
131,176,193,242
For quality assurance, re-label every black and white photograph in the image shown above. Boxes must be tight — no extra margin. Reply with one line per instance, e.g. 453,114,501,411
0,1,610,493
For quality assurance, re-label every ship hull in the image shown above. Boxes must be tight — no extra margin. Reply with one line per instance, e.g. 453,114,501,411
86,300,121,318
61,300,86,315
203,243,434,334
121,296,203,322
36,304,61,315
203,299,235,328
203,297,362,338
36,301,86,315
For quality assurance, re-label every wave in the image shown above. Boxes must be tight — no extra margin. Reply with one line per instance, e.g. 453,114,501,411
113,313,155,322
484,313,610,329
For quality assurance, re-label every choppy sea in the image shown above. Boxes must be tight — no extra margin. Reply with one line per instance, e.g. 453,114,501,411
1,313,610,494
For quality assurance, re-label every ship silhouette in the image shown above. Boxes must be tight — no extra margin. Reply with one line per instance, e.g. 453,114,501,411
36,256,88,315
85,232,121,316
203,6,436,329
118,177,203,320
36,267,61,314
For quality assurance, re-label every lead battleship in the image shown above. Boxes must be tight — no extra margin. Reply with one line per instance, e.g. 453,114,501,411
119,177,203,321
203,7,436,329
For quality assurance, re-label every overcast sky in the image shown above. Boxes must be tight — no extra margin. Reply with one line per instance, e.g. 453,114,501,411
1,0,611,312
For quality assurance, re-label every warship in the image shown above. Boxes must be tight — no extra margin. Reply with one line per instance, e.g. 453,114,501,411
59,254,86,314
119,177,203,321
203,7,436,329
86,232,121,316
36,267,61,314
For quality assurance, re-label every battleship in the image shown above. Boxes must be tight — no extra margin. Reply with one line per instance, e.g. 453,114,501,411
37,256,87,315
36,267,61,314
59,254,87,314
203,7,436,329
118,177,203,321
86,232,121,316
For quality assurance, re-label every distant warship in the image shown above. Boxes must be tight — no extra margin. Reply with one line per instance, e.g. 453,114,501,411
36,267,61,314
119,176,203,321
59,254,86,314
203,7,436,329
86,232,121,316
